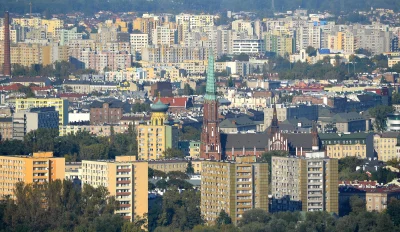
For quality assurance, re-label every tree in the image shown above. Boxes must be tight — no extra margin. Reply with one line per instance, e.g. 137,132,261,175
227,76,234,87
183,83,194,96
369,105,395,132
350,195,365,215
371,167,397,184
216,210,232,225
387,198,400,226
238,208,270,227
392,92,400,105
305,46,317,57
186,161,195,175
167,171,189,180
149,168,155,178
233,53,249,61
180,126,201,141
163,148,185,159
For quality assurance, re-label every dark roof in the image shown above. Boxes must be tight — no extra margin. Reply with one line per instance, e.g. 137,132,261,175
11,76,49,83
221,133,269,149
381,132,400,139
331,112,366,123
90,100,124,108
282,133,313,150
219,116,255,128
319,132,372,140
0,117,12,122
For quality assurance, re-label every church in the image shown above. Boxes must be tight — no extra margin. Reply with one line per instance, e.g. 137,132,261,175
200,53,320,161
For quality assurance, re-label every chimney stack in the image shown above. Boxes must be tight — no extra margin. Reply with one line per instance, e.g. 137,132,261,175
3,11,11,76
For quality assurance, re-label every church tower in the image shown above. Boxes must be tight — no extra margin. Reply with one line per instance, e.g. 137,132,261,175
200,51,222,160
311,121,320,151
269,103,279,136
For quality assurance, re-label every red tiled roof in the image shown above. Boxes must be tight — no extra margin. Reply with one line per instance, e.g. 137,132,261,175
154,97,188,108
0,83,23,91
30,86,53,91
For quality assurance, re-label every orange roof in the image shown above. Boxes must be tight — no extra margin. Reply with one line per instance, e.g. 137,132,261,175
154,97,188,108
0,83,23,91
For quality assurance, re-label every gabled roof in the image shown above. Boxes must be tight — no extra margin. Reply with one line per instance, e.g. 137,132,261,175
154,97,188,108
220,116,255,128
221,133,269,150
332,112,366,123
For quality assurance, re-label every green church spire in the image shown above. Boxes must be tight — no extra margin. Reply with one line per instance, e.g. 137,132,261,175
204,50,217,101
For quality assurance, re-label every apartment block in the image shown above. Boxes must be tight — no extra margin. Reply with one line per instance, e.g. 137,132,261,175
130,33,149,53
81,157,148,221
13,107,59,140
201,161,268,225
0,152,65,199
15,98,69,126
271,152,338,214
137,99,179,160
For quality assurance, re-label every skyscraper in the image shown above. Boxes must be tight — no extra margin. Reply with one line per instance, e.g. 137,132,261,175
200,51,222,160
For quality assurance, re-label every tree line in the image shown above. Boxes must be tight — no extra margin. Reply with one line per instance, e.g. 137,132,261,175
0,180,146,232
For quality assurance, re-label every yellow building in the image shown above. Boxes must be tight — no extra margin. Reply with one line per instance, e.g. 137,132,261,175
326,143,368,159
15,98,69,126
374,133,399,161
201,161,268,225
0,152,65,199
81,157,148,221
41,18,64,36
137,99,178,160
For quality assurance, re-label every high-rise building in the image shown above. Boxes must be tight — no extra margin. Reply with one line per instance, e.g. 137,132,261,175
201,51,222,160
137,100,178,160
3,11,11,76
271,152,338,214
201,160,268,225
81,157,148,221
15,98,69,126
12,107,59,140
0,152,65,199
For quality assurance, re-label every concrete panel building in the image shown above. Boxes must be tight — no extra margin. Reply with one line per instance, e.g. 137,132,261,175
15,98,69,126
12,107,59,140
81,157,148,221
271,152,338,214
201,160,268,225
0,152,65,199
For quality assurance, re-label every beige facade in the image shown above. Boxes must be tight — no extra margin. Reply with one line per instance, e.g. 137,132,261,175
326,143,367,159
81,158,148,221
374,133,399,162
0,152,65,199
201,161,268,225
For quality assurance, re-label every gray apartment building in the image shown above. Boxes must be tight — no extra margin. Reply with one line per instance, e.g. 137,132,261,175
13,107,59,140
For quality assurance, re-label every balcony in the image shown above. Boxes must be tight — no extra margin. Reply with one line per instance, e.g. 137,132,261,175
116,192,131,196
117,180,131,184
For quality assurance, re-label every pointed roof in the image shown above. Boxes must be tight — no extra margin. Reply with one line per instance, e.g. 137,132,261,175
269,103,279,135
204,50,217,101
